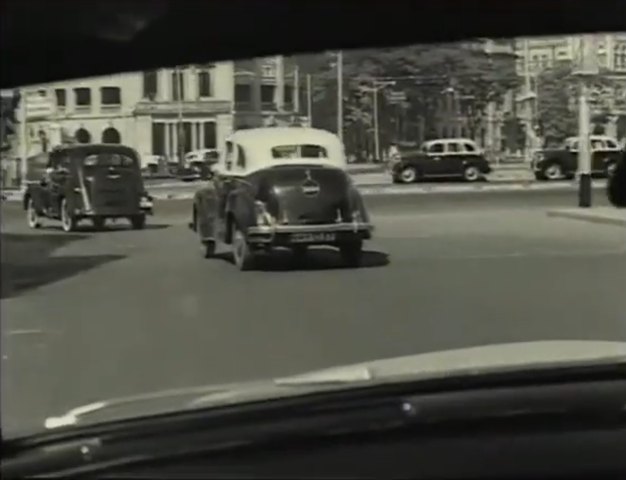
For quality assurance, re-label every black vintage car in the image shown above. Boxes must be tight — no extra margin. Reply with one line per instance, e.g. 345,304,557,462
532,135,622,181
390,138,492,184
23,144,153,232
189,128,374,271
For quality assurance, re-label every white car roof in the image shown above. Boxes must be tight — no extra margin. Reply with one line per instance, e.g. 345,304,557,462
217,127,347,176
424,138,477,145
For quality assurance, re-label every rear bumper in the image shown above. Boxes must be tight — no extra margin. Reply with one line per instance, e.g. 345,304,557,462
246,222,374,246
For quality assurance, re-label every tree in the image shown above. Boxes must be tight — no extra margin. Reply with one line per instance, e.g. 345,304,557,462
537,61,615,147
293,41,519,154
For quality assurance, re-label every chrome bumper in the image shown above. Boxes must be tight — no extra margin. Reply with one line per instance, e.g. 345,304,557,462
248,222,374,236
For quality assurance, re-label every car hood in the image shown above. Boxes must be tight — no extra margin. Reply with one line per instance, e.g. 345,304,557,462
43,340,626,431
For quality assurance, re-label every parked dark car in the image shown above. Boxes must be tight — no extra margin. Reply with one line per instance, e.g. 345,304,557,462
390,138,491,184
189,128,374,271
607,149,626,207
23,144,153,232
532,135,622,181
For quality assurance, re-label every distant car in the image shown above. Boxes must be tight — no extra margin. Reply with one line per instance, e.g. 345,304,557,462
178,149,220,182
390,138,491,184
532,135,622,181
23,144,153,232
189,127,374,271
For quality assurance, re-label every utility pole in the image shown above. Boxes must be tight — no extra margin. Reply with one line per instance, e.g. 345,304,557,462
275,55,285,112
19,88,28,189
337,50,343,143
306,74,313,127
522,38,534,162
575,34,598,208
176,66,185,169
294,64,300,113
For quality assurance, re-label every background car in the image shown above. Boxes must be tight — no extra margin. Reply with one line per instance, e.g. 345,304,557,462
390,138,491,184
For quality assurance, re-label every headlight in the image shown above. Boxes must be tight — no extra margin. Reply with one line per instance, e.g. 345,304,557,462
140,196,153,208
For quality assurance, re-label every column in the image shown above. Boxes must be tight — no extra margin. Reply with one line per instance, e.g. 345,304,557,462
164,122,171,158
191,121,198,150
171,122,178,161
159,69,169,101
199,121,205,149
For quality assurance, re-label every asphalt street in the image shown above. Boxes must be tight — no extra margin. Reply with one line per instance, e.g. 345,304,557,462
2,189,625,436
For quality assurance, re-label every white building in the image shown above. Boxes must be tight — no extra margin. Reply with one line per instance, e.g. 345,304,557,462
17,63,235,167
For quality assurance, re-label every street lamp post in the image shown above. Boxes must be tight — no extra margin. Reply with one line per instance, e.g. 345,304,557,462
337,50,343,143
176,66,185,170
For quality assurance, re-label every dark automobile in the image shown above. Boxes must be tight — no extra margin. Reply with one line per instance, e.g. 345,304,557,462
607,148,626,207
390,138,492,184
189,127,374,271
23,144,153,232
532,135,622,181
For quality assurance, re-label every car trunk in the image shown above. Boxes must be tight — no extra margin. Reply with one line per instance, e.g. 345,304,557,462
254,165,353,225
84,165,142,214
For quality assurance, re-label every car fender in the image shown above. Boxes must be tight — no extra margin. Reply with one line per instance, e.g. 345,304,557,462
348,186,370,223
192,186,217,237
225,183,256,237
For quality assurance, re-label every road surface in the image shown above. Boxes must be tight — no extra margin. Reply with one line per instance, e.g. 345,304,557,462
2,189,625,436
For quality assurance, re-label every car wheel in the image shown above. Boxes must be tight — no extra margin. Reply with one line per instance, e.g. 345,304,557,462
60,198,77,232
606,161,618,178
231,223,255,271
26,197,42,229
130,215,146,230
542,163,563,181
203,240,216,259
339,240,363,268
92,217,106,230
399,166,418,184
463,165,481,182
534,171,547,181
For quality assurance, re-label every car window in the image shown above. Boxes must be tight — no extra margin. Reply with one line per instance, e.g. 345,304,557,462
271,144,328,159
236,145,246,168
446,142,461,153
83,153,135,167
225,142,234,170
427,143,444,154
591,140,604,150
605,139,619,149
462,142,477,153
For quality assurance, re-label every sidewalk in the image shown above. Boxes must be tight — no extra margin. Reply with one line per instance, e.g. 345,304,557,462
547,207,626,227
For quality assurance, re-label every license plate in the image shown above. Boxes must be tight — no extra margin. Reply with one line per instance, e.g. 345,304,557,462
290,232,336,243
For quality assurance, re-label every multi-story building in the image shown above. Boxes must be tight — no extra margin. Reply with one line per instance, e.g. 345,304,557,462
514,33,626,143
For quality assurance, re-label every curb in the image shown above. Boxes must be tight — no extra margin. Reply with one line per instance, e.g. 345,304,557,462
546,209,626,227
2,180,608,203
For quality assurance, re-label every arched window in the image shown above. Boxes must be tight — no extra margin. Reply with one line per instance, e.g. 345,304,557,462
102,127,121,144
75,128,91,144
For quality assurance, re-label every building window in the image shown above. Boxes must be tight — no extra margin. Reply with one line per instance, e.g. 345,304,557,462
143,71,158,99
615,45,626,71
74,88,91,109
55,89,66,109
101,87,121,106
182,122,193,153
75,128,91,144
102,127,121,144
203,122,216,148
198,69,212,98
261,85,275,109
172,71,185,101
151,123,165,156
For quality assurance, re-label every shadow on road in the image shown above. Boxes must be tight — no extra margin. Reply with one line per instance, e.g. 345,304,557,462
1,233,125,299
39,223,171,233
215,247,390,272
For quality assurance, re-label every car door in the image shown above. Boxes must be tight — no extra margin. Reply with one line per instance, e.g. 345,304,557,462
47,154,71,216
591,139,606,173
424,141,446,177
442,141,465,176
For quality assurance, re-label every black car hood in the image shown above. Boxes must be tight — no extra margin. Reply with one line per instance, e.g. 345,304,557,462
40,340,626,433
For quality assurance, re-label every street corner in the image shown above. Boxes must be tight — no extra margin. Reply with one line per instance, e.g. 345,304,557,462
546,207,626,228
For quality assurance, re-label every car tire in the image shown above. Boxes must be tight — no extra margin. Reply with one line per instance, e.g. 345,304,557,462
26,197,42,229
231,223,255,271
339,240,363,268
398,166,418,184
542,163,563,181
60,198,77,232
92,217,106,230
130,215,146,230
534,171,547,181
292,245,308,265
463,165,481,182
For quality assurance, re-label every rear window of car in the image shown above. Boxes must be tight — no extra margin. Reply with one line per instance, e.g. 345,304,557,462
83,153,135,167
463,142,477,153
271,144,328,159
